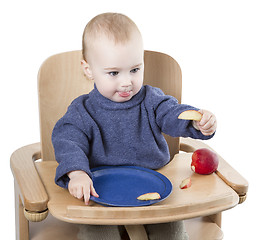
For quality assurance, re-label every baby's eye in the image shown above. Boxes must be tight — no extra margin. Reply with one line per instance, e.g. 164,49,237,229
108,71,119,76
130,68,140,73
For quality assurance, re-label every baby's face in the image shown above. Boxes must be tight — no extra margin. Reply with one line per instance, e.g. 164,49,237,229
84,32,144,102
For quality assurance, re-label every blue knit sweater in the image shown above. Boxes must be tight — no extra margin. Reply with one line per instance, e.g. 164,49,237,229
52,85,214,188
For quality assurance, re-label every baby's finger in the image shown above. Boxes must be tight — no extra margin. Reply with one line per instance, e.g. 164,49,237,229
90,184,99,198
68,183,75,197
83,187,91,205
201,115,216,130
199,112,211,126
200,128,214,136
70,189,76,198
76,186,84,199
200,121,217,135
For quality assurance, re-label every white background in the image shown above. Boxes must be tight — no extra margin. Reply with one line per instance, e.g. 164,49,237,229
1,0,257,239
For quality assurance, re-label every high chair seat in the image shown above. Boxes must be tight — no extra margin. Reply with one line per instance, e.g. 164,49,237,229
10,50,248,240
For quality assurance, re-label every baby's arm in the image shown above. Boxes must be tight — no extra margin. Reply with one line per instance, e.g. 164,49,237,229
67,170,99,205
192,109,217,136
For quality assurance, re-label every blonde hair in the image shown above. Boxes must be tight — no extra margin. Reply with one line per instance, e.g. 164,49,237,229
82,13,141,61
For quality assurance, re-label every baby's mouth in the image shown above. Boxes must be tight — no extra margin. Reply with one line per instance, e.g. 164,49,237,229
117,90,132,98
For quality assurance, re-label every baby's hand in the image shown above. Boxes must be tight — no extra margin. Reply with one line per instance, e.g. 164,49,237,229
67,170,99,205
192,109,217,136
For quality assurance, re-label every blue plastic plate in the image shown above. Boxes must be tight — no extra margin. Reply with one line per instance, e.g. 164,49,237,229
89,166,172,207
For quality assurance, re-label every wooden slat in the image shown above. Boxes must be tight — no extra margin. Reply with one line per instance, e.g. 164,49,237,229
185,217,223,240
29,213,223,240
15,182,29,240
124,225,148,240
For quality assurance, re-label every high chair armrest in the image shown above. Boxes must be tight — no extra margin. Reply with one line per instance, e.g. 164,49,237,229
180,138,248,197
10,143,49,212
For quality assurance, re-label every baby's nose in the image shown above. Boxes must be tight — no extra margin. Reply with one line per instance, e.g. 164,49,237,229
121,79,132,87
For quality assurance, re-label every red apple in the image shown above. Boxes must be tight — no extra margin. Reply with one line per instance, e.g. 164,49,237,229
191,148,219,175
180,177,192,189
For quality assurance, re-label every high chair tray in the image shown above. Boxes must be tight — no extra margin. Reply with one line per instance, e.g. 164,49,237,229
34,152,239,225
89,166,172,207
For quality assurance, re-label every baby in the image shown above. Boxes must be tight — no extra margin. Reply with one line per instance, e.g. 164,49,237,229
52,12,217,240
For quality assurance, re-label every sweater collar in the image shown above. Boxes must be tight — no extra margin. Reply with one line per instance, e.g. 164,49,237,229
89,85,146,110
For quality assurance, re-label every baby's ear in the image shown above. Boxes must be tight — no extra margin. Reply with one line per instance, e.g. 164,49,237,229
81,60,93,80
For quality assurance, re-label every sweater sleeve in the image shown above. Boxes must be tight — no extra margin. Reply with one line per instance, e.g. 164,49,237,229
52,104,92,189
148,86,214,140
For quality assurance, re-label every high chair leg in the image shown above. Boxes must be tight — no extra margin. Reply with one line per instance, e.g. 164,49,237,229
15,182,29,240
208,213,222,228
125,225,148,240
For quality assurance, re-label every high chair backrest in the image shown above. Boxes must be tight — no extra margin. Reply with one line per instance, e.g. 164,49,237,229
38,50,182,161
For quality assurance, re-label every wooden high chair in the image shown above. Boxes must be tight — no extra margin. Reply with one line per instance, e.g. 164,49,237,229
11,50,248,240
